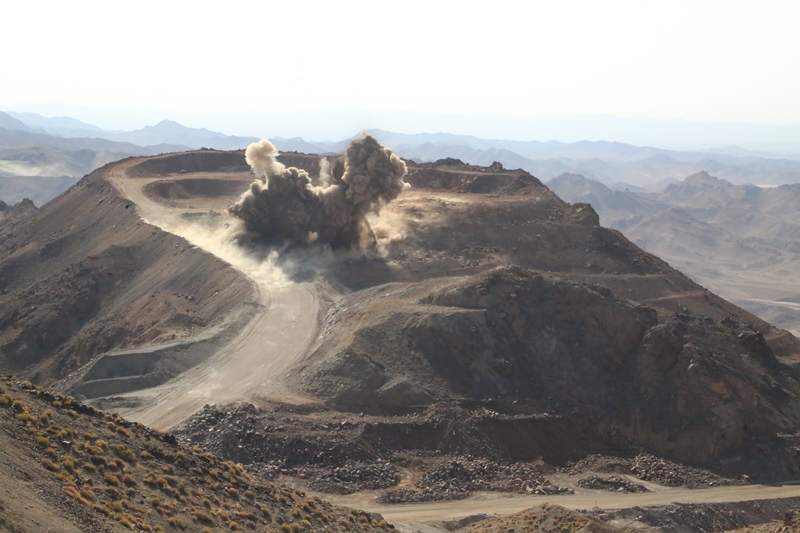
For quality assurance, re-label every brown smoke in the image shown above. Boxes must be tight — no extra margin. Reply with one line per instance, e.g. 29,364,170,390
229,135,408,249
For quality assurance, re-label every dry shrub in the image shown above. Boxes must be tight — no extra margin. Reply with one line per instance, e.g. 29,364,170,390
64,485,93,506
41,458,59,471
192,510,214,524
167,516,186,531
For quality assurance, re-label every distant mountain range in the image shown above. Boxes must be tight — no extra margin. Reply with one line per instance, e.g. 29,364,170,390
270,128,800,190
3,111,258,151
5,111,800,206
549,171,800,335
0,111,261,204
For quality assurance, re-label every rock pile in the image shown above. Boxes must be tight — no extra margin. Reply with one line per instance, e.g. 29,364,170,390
631,454,739,488
380,486,469,504
420,458,571,494
562,453,743,489
304,461,400,494
576,475,649,493
381,458,572,504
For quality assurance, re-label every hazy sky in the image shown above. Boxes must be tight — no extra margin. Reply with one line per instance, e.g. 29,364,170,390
2,0,799,139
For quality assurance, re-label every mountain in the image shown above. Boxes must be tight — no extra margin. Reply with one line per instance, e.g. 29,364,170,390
109,120,259,150
547,172,656,223
0,126,186,155
6,111,105,133
0,111,36,132
6,149,800,477
291,130,800,187
0,126,189,205
7,112,259,150
4,148,800,530
0,157,254,389
269,136,332,154
551,171,800,335
0,112,263,205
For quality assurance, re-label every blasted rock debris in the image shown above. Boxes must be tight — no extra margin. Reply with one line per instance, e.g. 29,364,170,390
229,135,408,249
561,453,743,489
304,462,401,495
576,475,649,493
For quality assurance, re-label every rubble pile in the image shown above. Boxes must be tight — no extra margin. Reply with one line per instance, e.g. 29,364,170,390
562,453,743,489
380,486,469,504
576,475,649,493
420,458,571,494
303,461,400,494
381,457,571,504
631,454,740,488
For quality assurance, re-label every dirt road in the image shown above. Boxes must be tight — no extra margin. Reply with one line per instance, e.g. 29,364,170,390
325,483,800,525
105,159,319,430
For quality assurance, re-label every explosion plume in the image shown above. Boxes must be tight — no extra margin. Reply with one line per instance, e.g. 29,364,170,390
229,135,408,249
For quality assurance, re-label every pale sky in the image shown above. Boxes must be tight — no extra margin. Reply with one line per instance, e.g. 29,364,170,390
2,0,799,139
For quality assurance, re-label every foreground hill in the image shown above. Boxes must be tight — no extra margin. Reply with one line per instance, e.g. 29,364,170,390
0,376,390,532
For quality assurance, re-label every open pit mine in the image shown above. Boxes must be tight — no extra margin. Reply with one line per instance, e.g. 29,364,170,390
3,138,800,532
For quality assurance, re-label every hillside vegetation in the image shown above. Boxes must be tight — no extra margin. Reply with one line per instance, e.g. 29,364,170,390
0,376,391,533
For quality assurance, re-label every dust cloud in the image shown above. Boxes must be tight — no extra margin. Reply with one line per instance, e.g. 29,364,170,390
229,135,408,250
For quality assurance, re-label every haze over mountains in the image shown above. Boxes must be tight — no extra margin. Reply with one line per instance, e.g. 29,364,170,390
4,110,800,207
274,129,800,189
0,111,260,204
550,171,800,336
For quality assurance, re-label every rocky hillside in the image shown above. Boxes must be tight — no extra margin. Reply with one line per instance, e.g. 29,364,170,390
276,158,800,480
0,376,391,533
291,265,800,478
0,154,254,390
4,150,800,492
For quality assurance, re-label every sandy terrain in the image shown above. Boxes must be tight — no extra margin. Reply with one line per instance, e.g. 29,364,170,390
104,159,319,430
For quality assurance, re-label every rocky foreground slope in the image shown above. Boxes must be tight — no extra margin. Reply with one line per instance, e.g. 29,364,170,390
0,376,391,533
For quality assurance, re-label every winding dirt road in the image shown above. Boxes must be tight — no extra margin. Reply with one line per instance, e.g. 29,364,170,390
105,159,318,430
